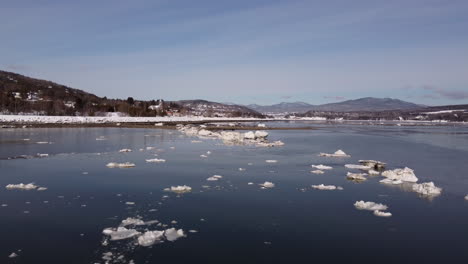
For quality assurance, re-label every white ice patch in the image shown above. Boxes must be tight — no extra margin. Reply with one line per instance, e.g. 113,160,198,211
358,160,386,169
311,170,324,174
319,149,350,157
379,178,403,185
165,185,192,193
37,153,49,157
345,164,371,170
311,184,342,190
465,195,468,201
354,201,388,211
6,183,38,190
9,252,18,258
259,181,275,188
368,170,380,175
103,227,141,241
146,158,166,163
411,182,442,196
265,160,278,163
373,210,392,217
138,230,165,246
346,172,367,181
311,164,332,170
164,228,185,242
106,162,136,168
119,149,132,153
207,175,222,181
381,167,418,183
121,218,146,226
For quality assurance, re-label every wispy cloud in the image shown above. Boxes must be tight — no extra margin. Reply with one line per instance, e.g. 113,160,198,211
422,85,468,100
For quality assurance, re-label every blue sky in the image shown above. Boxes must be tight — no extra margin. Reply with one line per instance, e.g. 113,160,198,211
1,0,468,105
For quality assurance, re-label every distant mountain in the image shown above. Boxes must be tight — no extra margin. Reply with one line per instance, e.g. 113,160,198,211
249,97,423,114
247,102,315,114
0,70,264,118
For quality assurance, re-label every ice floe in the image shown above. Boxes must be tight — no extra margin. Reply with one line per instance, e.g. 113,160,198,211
319,149,350,157
145,158,166,163
9,252,18,258
165,185,192,193
37,153,49,158
358,160,386,169
373,210,392,217
345,164,371,170
311,164,332,170
265,160,278,163
121,217,146,226
207,175,223,181
381,167,418,183
164,228,185,242
138,230,164,246
354,201,388,211
346,172,367,181
465,195,468,201
311,184,343,190
311,170,324,174
379,178,403,185
411,182,442,197
368,169,380,175
106,162,136,168
103,227,141,241
259,181,275,188
119,149,132,153
6,183,43,190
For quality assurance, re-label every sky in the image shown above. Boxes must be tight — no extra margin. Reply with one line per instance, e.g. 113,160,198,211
1,0,468,106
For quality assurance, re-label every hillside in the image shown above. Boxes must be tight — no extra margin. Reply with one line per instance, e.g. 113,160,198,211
249,97,423,114
0,70,263,118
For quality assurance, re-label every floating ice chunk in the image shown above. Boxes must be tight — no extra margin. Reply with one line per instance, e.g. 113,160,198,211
254,130,268,139
374,210,392,217
220,131,244,142
36,141,50,144
191,140,203,143
311,164,332,170
345,164,371,170
256,140,285,147
146,147,155,150
239,168,245,171
146,158,166,163
189,230,198,233
154,122,164,126
166,185,192,193
6,183,38,190
164,228,185,242
379,178,403,185
200,154,208,158
258,123,266,128
358,160,386,169
259,181,275,188
368,170,380,175
9,252,18,258
243,131,256,140
354,201,388,211
206,151,211,155
207,175,222,181
248,182,254,185
119,149,132,153
265,160,278,163
311,184,341,190
311,170,324,174
37,187,47,191
121,217,145,226
465,195,468,201
346,172,367,181
198,129,212,137
103,227,141,241
381,167,418,183
138,230,165,246
125,202,135,205
106,162,136,168
37,153,49,157
319,149,350,157
96,136,107,141
411,182,442,196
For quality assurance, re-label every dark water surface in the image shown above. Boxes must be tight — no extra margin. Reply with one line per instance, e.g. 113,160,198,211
1,124,468,263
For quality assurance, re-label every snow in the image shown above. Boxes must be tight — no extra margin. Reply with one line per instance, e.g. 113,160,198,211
243,131,256,139
424,109,466,114
164,228,185,242
319,149,350,157
0,115,268,124
6,183,38,190
138,230,165,246
254,130,269,139
146,158,166,163
346,172,367,181
381,167,418,183
412,182,442,196
311,184,342,190
354,201,388,211
106,162,136,168
374,210,392,217
259,181,275,188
